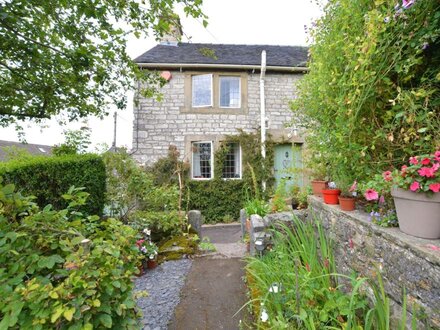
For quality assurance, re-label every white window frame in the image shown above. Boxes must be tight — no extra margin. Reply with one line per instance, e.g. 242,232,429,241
191,141,214,180
219,76,241,109
191,74,213,108
222,143,242,180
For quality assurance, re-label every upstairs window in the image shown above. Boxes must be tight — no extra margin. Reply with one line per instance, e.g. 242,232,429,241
220,76,241,108
192,141,213,179
222,143,241,179
192,74,212,107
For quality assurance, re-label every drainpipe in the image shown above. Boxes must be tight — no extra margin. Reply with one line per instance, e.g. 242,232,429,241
129,80,141,156
260,50,267,192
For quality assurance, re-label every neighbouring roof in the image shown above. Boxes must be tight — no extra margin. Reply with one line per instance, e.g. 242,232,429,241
134,43,309,69
0,140,52,161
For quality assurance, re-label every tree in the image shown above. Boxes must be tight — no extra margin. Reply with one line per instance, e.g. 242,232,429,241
52,125,92,155
0,0,206,126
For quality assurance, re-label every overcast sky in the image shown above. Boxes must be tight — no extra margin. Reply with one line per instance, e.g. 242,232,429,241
0,0,323,150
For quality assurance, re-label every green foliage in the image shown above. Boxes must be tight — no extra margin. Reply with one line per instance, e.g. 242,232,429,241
291,0,440,184
103,149,179,221
0,154,106,215
0,0,206,126
186,179,245,223
52,126,91,156
198,237,216,252
0,182,140,329
246,218,423,329
246,219,368,328
183,130,275,223
128,210,181,242
218,130,275,198
145,145,186,186
270,179,289,213
243,199,270,218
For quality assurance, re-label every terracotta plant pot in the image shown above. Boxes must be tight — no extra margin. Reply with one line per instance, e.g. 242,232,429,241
147,259,158,270
391,187,440,239
338,196,356,211
322,189,341,205
311,180,328,197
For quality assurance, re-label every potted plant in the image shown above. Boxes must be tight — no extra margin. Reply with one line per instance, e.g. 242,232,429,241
310,164,328,197
338,180,357,211
390,151,440,239
137,239,159,269
321,182,341,205
136,228,159,270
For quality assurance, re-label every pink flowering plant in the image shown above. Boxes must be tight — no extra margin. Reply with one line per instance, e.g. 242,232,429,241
359,175,397,227
392,151,440,194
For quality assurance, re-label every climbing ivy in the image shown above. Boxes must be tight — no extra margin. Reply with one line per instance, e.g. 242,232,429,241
186,130,275,223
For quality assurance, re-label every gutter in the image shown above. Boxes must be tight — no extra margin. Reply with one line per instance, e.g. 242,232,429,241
136,62,308,73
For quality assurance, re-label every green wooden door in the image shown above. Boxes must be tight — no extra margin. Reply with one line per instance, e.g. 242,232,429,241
274,144,303,192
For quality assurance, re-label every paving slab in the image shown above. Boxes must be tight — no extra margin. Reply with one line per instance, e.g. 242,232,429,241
168,258,249,330
168,223,252,329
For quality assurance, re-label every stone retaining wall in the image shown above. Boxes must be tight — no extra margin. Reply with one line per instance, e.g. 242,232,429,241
243,198,440,328
309,196,440,329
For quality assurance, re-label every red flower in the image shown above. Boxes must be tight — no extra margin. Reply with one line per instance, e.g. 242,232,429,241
409,156,418,165
410,181,420,192
429,183,440,193
401,165,408,176
382,171,392,181
435,151,440,162
418,167,435,178
136,239,145,247
421,158,431,165
432,163,439,173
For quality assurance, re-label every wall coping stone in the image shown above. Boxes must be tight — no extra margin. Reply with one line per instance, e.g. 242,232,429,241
309,196,440,267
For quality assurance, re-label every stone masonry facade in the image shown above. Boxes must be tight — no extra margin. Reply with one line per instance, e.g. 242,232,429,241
132,70,304,164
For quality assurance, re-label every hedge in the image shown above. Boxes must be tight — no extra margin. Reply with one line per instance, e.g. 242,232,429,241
0,154,106,215
186,179,246,223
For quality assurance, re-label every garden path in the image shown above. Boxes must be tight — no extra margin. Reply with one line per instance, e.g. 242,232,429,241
168,223,252,330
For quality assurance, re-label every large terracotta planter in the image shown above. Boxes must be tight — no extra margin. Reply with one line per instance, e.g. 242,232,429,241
338,196,356,211
391,187,440,239
311,180,328,197
322,189,341,205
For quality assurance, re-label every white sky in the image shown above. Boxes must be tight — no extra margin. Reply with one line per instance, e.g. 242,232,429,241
0,0,323,150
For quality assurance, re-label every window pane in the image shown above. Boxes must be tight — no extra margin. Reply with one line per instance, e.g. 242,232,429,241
192,142,212,179
222,143,241,178
220,77,240,108
192,74,212,107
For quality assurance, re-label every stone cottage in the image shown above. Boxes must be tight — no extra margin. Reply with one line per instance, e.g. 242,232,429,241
132,41,308,187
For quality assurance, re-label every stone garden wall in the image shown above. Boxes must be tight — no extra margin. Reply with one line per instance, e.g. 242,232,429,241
309,196,440,329
243,198,440,328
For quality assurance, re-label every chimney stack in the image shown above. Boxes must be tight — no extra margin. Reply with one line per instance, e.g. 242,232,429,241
160,15,183,46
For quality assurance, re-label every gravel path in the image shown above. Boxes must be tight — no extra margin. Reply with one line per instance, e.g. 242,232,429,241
134,259,193,330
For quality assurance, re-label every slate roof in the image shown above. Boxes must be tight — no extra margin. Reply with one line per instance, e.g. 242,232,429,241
134,43,308,68
0,140,52,161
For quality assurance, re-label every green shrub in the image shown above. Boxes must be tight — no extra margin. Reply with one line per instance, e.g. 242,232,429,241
291,0,440,182
186,179,246,223
0,183,139,329
0,154,106,215
103,150,179,222
128,210,182,242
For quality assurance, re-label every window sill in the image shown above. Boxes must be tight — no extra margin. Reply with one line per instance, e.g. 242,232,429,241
180,106,248,115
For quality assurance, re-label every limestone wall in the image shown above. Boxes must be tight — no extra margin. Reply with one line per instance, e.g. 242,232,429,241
309,196,440,329
132,71,303,164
